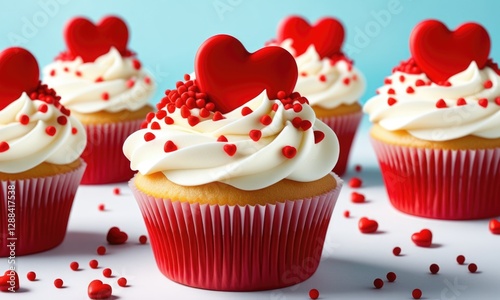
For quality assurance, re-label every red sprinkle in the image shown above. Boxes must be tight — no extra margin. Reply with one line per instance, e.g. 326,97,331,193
132,59,141,70
46,126,56,136
387,88,396,95
117,277,128,287
484,80,493,89
95,76,103,82
20,114,30,125
343,210,350,218
150,121,161,130
50,69,56,76
399,75,405,82
144,76,151,84
0,141,10,153
354,164,362,172
495,97,500,106
468,263,478,273
101,92,109,101
183,74,191,81
349,177,362,188
456,98,467,106
282,146,297,159
126,79,135,88
415,79,426,86
249,130,262,141
139,235,148,244
164,140,178,152
213,111,224,121
277,90,286,99
71,127,78,135
103,268,112,278
75,70,82,77
343,77,350,85
489,219,500,234
217,135,228,142
393,247,401,256
27,271,36,281
429,263,440,274
436,99,447,108
144,132,155,142
319,74,326,82
54,278,64,288
38,103,48,113
70,261,79,271
97,246,106,255
241,106,253,116
456,255,466,265
384,78,392,84
351,192,366,203
313,130,325,144
223,144,237,156
373,278,384,289
309,288,319,299
113,188,120,195
412,288,422,299
300,72,308,77
98,203,105,211
57,116,67,125
387,97,397,106
406,86,415,94
89,259,99,269
260,115,272,125
386,272,396,282
478,98,488,108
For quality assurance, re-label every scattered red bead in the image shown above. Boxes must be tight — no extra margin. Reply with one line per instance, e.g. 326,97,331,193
309,288,319,299
282,146,297,159
70,261,79,271
132,59,141,70
26,271,36,281
412,288,422,299
20,114,30,125
351,192,366,203
489,219,500,234
354,164,362,172
126,79,135,88
319,74,326,82
343,210,350,218
456,255,466,265
45,126,57,136
101,92,109,101
98,203,105,211
97,246,106,255
117,277,127,287
113,188,120,195
139,235,148,244
393,246,402,256
386,272,396,282
373,278,384,289
89,259,99,269
484,80,493,89
349,177,362,188
103,268,112,278
343,77,350,85
429,263,440,274
54,278,63,288
468,263,478,273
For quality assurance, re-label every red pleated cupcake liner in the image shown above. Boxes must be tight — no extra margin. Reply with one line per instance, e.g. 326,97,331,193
320,110,362,176
131,173,342,291
0,160,86,256
80,119,142,184
371,138,500,220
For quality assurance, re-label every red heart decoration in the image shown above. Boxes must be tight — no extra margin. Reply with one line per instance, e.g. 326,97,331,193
195,34,298,113
358,217,378,233
0,270,19,292
410,20,490,83
411,229,433,247
489,219,500,234
88,279,112,299
276,15,344,58
106,226,128,245
64,15,129,62
0,47,39,110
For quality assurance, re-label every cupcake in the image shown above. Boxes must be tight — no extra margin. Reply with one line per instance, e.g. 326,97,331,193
0,47,86,256
43,15,155,184
124,34,342,290
271,16,366,175
364,20,500,220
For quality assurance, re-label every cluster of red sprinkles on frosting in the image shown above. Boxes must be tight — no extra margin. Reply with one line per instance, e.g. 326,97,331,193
139,75,326,159
392,58,423,75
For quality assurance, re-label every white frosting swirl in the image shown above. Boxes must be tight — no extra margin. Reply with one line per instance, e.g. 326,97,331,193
123,91,339,190
0,93,86,173
279,39,365,109
364,62,500,141
43,48,154,114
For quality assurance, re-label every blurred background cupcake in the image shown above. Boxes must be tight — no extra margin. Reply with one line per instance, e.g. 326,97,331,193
364,19,500,220
0,47,86,256
124,34,342,290
43,15,155,184
271,15,366,176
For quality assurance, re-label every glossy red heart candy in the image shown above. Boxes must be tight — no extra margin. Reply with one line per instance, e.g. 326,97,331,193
0,270,19,292
195,34,298,113
277,15,344,58
64,15,129,62
411,229,433,247
410,20,490,83
106,226,128,245
358,217,378,233
88,279,112,299
0,47,39,110
489,219,500,234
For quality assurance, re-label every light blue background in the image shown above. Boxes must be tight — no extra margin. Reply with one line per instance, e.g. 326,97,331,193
1,0,498,124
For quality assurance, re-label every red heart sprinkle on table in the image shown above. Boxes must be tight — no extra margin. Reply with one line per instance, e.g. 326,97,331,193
358,217,378,233
343,210,350,218
411,229,433,247
88,279,112,299
276,16,344,58
195,34,298,113
54,278,64,288
349,177,363,188
351,192,366,203
489,219,500,234
107,227,128,245
412,288,422,299
373,278,384,289
309,288,320,299
0,270,19,292
429,263,440,274
456,255,466,265
113,187,120,195
410,20,490,83
386,272,397,282
64,16,129,63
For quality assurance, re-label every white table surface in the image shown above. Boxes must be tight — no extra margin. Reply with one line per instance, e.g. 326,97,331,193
2,124,499,300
